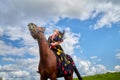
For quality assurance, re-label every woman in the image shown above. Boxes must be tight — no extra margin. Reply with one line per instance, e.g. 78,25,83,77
48,29,68,65
48,30,74,76
48,30,64,50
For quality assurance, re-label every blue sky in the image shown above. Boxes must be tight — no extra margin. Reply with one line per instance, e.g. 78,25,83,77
56,18,120,70
0,0,120,79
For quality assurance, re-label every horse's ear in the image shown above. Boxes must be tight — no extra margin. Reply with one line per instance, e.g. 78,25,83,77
42,27,46,32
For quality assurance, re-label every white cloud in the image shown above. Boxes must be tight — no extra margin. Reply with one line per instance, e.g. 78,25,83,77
2,57,14,62
2,25,36,46
0,0,120,29
27,46,39,56
4,26,24,41
0,25,39,57
0,26,3,36
114,65,120,72
0,23,81,79
73,56,107,76
92,2,120,30
116,48,120,52
61,27,81,55
0,0,119,79
45,24,81,55
116,53,120,59
0,64,20,72
10,71,29,78
0,58,39,80
0,39,39,57
115,49,120,59
90,56,102,62
90,56,98,59
0,40,27,56
108,0,120,5
95,64,107,74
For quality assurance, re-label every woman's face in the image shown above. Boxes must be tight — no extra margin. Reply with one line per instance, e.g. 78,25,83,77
53,31,59,37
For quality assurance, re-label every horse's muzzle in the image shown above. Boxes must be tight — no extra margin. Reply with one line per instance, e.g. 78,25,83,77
28,23,37,36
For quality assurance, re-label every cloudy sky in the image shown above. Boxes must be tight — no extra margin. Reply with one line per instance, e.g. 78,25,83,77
0,0,120,80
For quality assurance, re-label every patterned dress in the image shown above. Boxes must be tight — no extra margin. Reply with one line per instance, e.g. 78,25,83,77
48,34,74,76
48,34,66,62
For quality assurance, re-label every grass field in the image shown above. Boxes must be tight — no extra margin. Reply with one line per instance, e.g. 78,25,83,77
74,72,120,80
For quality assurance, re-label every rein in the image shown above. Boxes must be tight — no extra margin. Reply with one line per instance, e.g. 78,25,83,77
28,23,44,36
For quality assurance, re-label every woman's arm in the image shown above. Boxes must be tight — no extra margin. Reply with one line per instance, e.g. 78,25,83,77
51,41,61,46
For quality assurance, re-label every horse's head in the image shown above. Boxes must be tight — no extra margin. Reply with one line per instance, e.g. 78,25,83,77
28,23,45,39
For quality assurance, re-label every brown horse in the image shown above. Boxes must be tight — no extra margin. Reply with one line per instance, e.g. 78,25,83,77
28,23,82,80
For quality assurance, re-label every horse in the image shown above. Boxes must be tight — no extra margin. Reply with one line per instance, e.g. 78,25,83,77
28,23,82,80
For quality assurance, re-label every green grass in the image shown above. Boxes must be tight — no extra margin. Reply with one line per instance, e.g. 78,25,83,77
74,72,120,80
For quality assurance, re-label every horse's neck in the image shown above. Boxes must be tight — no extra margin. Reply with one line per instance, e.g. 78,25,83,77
37,33,49,59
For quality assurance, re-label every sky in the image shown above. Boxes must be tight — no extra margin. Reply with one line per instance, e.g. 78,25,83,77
0,0,120,80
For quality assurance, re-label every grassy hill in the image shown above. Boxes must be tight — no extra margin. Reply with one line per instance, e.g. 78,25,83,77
74,72,120,80
0,72,120,80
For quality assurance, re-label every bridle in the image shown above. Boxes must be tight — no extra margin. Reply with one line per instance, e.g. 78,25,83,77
28,23,44,36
